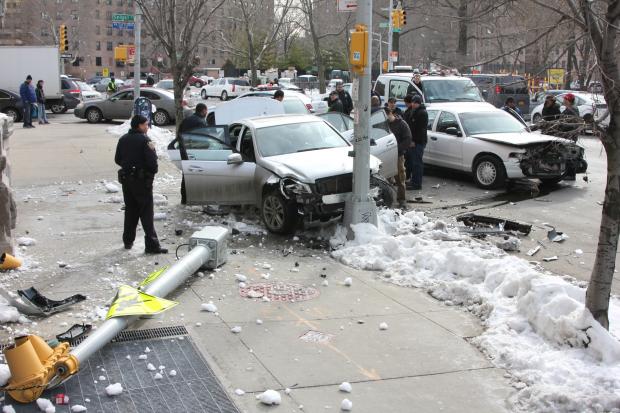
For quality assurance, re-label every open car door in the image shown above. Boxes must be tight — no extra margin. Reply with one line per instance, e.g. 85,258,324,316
167,125,231,169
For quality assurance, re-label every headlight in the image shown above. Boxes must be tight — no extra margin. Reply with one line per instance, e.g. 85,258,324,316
280,177,312,197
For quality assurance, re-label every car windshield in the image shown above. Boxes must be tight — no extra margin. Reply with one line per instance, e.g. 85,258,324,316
76,81,94,91
459,112,527,135
424,79,484,103
283,98,309,114
255,121,348,157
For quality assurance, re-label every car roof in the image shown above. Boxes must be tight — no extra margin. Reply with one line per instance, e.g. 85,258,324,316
378,73,466,81
425,102,500,113
244,114,323,128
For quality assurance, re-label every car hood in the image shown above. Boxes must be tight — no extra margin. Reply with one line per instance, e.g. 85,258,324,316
471,132,574,147
259,146,380,183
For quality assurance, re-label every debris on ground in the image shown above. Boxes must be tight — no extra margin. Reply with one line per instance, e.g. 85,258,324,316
379,322,389,331
547,226,569,242
339,382,352,393
56,323,92,345
201,302,218,313
344,277,353,287
231,326,242,333
169,370,177,376
496,236,521,252
341,398,353,411
36,398,55,413
2,406,16,413
526,246,541,257
16,236,36,246
234,389,245,396
16,287,86,316
103,181,120,193
457,213,532,235
0,364,11,386
257,390,281,405
70,405,87,412
543,256,559,262
105,383,123,396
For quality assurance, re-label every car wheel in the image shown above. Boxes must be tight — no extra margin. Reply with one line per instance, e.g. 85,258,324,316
261,190,297,234
51,103,66,114
153,109,170,126
532,113,542,123
85,107,102,123
201,89,207,99
473,155,507,189
370,175,396,208
3,108,20,122
221,91,228,101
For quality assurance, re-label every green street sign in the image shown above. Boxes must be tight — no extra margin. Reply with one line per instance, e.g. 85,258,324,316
112,14,134,22
379,22,389,28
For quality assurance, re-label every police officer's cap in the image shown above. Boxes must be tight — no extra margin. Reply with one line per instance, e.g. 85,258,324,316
131,115,148,129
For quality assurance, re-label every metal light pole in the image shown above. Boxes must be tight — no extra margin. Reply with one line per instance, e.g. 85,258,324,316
133,3,142,102
387,0,394,71
343,0,377,238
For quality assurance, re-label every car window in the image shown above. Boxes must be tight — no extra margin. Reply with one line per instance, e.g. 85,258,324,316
424,79,483,102
469,76,494,88
283,98,309,114
498,76,528,94
320,113,346,132
427,110,439,130
234,79,250,86
374,79,386,97
229,124,243,148
436,111,461,134
459,112,527,135
255,121,349,157
389,80,416,100
240,128,256,162
141,91,160,100
118,91,133,100
370,110,390,139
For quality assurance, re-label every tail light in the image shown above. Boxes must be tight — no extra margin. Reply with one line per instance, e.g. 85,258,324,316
232,84,236,92
69,89,80,95
495,85,501,94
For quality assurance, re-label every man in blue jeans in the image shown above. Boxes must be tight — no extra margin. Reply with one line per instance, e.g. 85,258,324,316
19,75,36,128
403,94,428,190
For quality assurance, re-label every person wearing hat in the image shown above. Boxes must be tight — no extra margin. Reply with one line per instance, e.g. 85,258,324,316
542,95,561,121
19,75,36,128
562,93,580,118
403,94,428,190
328,90,344,113
115,115,168,254
385,97,403,117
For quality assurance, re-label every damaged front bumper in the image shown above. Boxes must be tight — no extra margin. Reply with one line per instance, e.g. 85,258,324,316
508,141,587,180
279,176,350,225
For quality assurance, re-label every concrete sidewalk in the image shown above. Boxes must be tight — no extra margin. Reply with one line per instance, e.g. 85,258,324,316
0,121,514,412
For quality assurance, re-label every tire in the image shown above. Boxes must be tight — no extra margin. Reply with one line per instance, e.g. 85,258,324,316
201,89,207,99
85,107,102,123
473,155,507,189
3,108,20,122
532,113,542,123
370,175,396,208
261,190,298,234
221,91,228,101
153,109,170,126
50,103,66,114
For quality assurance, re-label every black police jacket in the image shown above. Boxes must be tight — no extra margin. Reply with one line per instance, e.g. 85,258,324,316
115,129,158,175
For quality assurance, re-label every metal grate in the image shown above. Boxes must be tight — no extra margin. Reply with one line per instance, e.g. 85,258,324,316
315,173,353,195
239,282,320,302
1,326,240,413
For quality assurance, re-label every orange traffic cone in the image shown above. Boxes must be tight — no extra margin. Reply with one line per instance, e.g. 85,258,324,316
0,253,21,270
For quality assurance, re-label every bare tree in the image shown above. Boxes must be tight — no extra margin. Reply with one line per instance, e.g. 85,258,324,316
135,0,225,130
216,0,293,86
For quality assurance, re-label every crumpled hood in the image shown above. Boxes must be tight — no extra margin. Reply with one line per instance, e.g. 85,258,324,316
472,132,575,147
259,147,381,183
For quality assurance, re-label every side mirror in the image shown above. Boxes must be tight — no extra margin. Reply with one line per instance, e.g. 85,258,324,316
227,153,243,164
445,127,462,137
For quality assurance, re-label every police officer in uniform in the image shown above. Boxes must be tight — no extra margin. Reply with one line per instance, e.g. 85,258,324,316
115,115,168,254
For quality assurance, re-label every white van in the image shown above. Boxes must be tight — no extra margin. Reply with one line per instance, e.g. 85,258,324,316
373,73,486,111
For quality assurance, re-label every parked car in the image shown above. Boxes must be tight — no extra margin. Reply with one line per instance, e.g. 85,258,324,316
530,92,607,124
0,89,23,122
373,73,486,111
166,114,393,233
318,110,398,179
76,81,103,101
188,75,206,88
93,77,126,93
154,79,174,91
237,90,312,114
200,77,251,100
55,77,82,113
468,74,531,119
120,79,147,90
530,89,571,108
74,88,192,126
423,102,587,188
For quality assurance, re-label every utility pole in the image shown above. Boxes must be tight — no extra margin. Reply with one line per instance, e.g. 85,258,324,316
133,3,142,104
387,0,393,71
343,0,377,238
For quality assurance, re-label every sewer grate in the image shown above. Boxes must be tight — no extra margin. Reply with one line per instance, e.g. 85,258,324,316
239,282,320,302
1,326,240,413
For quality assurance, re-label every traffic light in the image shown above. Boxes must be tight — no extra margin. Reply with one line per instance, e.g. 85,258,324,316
400,10,407,27
59,24,69,52
391,10,400,30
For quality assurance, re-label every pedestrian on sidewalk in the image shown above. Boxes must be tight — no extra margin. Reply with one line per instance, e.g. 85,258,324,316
19,75,36,128
404,94,428,190
328,91,344,113
35,80,49,125
385,107,412,209
385,97,403,117
336,83,353,115
115,115,168,254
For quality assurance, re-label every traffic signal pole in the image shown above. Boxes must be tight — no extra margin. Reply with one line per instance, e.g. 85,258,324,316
387,0,394,71
343,0,377,238
133,3,142,104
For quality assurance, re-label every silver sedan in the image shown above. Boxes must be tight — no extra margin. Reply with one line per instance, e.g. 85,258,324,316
74,88,191,126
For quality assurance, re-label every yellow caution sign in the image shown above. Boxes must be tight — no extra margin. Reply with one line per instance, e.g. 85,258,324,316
106,285,177,319
139,266,169,288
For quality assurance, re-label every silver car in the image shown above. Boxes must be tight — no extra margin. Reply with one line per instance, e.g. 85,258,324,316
167,114,394,233
74,88,190,126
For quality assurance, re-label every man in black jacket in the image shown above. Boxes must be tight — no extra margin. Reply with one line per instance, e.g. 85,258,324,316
115,115,168,254
386,108,412,208
328,91,345,113
403,94,428,190
336,83,353,115
179,103,208,133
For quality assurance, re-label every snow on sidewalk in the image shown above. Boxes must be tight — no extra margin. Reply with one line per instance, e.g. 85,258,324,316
331,209,620,412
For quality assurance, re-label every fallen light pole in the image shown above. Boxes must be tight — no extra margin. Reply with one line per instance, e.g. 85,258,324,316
3,226,229,403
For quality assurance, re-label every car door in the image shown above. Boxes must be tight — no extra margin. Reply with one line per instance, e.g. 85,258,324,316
167,125,231,168
181,124,256,205
427,111,464,169
389,79,422,111
369,110,398,178
107,91,133,119
422,109,440,163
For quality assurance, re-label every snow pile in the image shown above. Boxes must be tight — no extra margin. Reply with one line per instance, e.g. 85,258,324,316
341,398,353,411
0,364,11,387
257,389,281,405
106,119,174,158
331,209,620,412
36,398,55,413
0,296,26,323
70,406,87,412
2,405,16,413
105,383,123,396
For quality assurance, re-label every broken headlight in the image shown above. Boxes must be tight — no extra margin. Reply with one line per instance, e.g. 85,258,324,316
280,178,312,197
508,152,525,160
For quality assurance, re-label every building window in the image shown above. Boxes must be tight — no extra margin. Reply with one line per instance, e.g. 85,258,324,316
107,41,113,51
95,10,100,18
117,29,123,36
107,26,113,35
96,56,102,66
106,11,112,19
96,41,101,50
96,26,100,35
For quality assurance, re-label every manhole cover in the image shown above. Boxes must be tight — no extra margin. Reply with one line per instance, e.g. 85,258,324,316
299,330,334,344
239,282,320,302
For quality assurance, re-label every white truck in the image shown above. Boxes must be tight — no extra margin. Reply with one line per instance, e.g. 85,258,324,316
0,46,66,117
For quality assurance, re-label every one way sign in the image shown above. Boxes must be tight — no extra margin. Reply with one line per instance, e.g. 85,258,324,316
337,0,357,12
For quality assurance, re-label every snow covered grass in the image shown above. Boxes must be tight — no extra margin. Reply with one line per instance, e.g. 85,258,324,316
331,209,620,412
